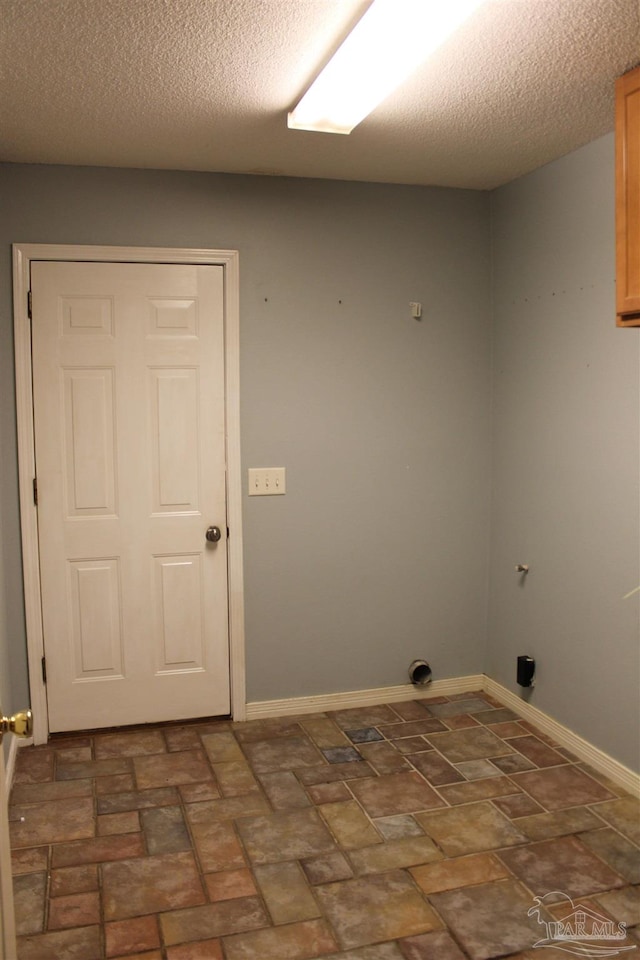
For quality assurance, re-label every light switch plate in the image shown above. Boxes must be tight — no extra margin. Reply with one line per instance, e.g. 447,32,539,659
248,467,286,496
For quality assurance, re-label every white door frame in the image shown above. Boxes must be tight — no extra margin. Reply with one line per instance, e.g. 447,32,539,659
13,244,246,744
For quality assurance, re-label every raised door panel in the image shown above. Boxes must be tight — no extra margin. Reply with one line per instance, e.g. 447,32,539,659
63,368,117,517
148,298,198,338
61,296,114,337
149,368,200,515
68,559,124,678
154,554,205,672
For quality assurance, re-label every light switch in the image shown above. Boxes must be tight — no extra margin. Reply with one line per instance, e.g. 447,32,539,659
248,467,286,496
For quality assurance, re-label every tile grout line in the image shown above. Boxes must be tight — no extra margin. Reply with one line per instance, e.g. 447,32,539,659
10,693,638,960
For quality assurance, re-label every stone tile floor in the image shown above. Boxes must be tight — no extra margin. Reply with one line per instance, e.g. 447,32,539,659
9,691,640,959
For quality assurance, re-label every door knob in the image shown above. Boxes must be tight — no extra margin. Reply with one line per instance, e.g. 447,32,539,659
205,525,222,543
0,709,33,744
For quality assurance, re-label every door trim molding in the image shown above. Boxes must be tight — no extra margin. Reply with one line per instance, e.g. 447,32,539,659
13,244,246,743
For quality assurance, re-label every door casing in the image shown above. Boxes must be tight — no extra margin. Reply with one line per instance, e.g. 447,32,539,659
13,244,246,743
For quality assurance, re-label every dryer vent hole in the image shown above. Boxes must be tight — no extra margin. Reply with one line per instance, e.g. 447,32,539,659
408,660,432,686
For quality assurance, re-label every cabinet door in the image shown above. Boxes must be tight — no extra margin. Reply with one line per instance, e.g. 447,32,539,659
616,64,640,326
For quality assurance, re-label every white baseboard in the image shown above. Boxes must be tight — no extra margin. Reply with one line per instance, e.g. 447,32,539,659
246,673,639,797
483,677,640,798
4,735,30,796
245,675,485,720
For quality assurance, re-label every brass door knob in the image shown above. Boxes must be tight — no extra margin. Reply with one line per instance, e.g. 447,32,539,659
0,709,33,744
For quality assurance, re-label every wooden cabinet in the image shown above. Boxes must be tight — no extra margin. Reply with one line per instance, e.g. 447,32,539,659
616,64,640,326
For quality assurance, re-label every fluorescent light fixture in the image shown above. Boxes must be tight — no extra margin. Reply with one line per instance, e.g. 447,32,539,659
288,0,485,135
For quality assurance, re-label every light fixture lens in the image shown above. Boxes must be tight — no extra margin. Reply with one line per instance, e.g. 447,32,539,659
288,0,485,134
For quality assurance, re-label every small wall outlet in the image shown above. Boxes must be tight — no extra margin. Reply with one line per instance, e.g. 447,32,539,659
517,655,535,687
248,467,286,496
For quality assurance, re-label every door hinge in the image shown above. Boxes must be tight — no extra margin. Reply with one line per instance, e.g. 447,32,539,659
41,657,47,684
27,289,32,320
227,526,230,539
33,477,38,506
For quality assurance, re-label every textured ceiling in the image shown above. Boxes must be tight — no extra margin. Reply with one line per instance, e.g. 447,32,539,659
1,0,639,189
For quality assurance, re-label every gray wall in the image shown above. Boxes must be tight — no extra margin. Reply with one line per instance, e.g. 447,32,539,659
488,134,640,772
1,140,637,773
0,163,492,712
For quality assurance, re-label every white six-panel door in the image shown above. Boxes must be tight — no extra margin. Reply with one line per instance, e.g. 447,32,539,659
31,261,230,731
